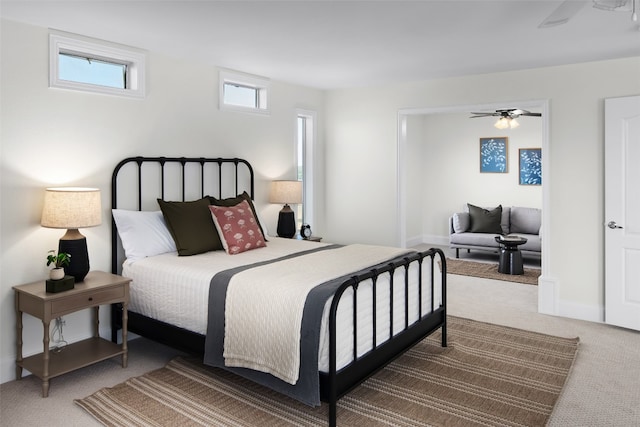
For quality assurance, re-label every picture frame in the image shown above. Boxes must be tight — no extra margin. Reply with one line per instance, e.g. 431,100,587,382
479,137,508,173
519,148,542,185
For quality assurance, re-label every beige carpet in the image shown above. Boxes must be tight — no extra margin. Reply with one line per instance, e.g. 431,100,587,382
444,258,540,285
76,316,578,427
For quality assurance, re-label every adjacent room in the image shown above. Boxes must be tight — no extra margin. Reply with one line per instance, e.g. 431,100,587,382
1,1,639,426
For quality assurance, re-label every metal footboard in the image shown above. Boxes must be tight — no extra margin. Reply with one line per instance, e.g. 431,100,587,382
322,248,447,427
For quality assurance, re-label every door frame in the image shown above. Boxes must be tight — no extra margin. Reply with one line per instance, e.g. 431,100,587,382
604,95,640,330
396,99,556,315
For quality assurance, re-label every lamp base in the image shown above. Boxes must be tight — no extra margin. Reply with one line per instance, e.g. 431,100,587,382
59,236,90,282
276,205,296,238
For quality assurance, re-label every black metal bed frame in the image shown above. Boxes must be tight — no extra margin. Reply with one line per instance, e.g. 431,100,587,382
110,156,447,427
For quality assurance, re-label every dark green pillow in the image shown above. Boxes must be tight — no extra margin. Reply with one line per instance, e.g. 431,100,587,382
210,192,268,240
158,197,223,256
468,204,503,234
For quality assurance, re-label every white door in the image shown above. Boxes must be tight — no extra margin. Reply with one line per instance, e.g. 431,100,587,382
605,95,640,331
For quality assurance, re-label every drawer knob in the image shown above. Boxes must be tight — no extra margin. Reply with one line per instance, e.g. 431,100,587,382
88,297,93,301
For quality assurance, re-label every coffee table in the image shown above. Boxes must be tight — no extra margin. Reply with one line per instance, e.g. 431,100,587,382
495,236,528,275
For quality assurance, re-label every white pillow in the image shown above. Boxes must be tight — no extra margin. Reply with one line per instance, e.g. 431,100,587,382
112,209,177,261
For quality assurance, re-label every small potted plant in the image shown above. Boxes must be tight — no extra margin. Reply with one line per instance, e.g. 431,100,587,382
46,250,71,281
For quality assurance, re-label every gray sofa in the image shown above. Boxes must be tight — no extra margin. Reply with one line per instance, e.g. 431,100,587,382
449,205,541,258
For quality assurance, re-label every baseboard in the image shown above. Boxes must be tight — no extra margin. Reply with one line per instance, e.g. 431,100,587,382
405,235,424,248
538,274,603,323
0,355,17,384
538,275,557,315
557,300,604,323
417,234,449,247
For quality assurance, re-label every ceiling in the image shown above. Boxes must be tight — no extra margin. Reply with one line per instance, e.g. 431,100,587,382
1,1,639,89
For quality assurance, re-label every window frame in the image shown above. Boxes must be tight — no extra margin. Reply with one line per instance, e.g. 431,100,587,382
296,109,316,228
49,32,146,98
219,69,270,115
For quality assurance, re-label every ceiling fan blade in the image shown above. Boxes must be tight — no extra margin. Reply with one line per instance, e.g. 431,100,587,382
521,112,542,117
538,0,588,28
470,112,496,117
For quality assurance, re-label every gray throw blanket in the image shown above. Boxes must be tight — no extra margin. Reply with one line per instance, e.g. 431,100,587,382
203,244,415,406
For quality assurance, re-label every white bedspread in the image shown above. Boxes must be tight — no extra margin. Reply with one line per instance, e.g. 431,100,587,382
122,238,437,374
223,244,412,384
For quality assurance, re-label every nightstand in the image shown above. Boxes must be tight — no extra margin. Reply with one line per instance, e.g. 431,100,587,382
296,235,323,242
14,271,130,397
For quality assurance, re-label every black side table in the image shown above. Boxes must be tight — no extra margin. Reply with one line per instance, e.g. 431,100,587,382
495,236,528,275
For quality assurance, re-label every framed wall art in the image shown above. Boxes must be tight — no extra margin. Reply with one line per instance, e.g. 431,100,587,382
519,148,542,185
479,137,508,173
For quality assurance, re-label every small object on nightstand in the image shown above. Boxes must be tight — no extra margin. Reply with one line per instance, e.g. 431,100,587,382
45,275,74,293
300,223,312,239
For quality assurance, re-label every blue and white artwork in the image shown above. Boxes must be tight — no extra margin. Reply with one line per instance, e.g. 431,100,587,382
519,148,542,185
480,137,508,173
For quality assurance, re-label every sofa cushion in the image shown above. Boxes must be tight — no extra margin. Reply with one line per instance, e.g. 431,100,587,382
450,232,501,248
510,207,541,235
452,212,470,233
465,205,510,234
468,204,503,234
500,206,511,235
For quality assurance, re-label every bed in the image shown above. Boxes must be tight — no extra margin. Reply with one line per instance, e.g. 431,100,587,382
110,156,447,426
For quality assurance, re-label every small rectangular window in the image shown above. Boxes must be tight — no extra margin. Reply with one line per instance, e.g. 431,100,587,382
219,70,269,115
50,32,146,98
223,83,259,109
59,52,127,89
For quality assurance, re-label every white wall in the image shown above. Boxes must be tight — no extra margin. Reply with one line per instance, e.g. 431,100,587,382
0,19,325,383
414,111,543,245
324,57,640,323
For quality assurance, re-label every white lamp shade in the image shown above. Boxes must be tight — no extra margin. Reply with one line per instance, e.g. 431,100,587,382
269,180,302,204
494,117,509,129
41,187,102,229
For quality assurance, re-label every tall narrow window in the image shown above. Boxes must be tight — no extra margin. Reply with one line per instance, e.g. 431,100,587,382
296,110,316,230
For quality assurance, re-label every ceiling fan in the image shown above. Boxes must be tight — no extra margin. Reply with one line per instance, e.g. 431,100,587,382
470,109,542,129
539,0,638,28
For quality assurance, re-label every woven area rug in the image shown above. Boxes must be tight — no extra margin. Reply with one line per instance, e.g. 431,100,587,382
444,258,540,285
76,316,578,427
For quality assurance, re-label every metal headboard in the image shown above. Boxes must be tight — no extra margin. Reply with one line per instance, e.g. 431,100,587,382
111,156,255,274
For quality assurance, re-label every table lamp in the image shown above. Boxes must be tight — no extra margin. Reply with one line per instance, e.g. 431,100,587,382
269,180,302,238
41,187,102,282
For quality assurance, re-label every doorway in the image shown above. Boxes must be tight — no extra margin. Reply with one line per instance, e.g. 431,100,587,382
604,95,640,331
397,99,551,314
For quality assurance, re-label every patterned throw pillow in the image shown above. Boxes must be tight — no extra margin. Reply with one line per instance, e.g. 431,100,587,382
208,200,267,254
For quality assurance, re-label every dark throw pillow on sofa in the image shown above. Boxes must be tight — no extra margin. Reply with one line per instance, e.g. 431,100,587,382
158,197,224,256
468,203,503,234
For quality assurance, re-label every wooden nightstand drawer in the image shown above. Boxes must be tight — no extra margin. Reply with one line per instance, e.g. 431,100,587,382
51,286,124,315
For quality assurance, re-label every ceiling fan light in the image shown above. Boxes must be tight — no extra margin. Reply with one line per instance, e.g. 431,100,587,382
509,118,520,129
592,0,632,11
494,117,510,129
